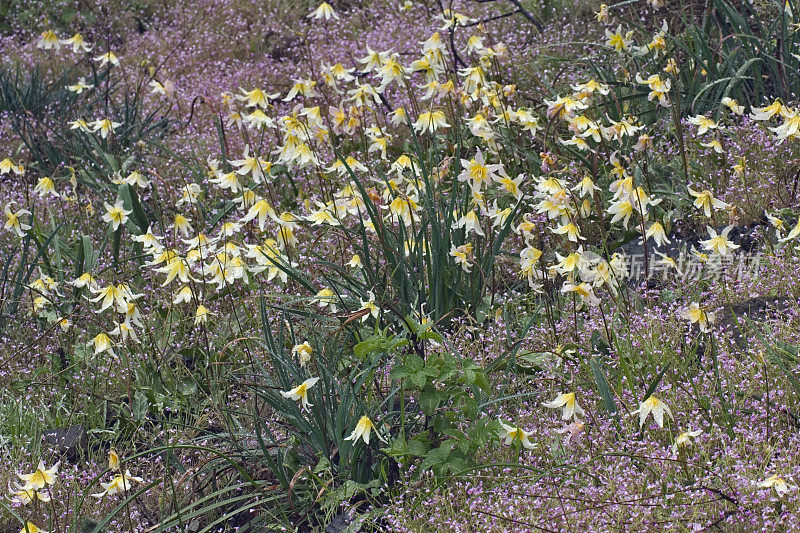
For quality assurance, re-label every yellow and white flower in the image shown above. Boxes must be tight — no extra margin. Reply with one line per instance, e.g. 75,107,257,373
542,392,585,420
671,428,702,454
4,204,32,237
679,302,715,333
687,187,729,218
292,341,314,367
700,226,740,256
92,469,143,498
61,33,92,53
631,395,673,428
498,421,535,449
308,2,339,20
757,474,794,496
94,51,120,67
17,460,59,490
37,30,60,50
344,415,386,445
281,377,319,411
18,523,47,533
102,201,131,231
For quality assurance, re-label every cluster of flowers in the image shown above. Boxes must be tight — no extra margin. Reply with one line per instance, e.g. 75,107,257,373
7,452,142,532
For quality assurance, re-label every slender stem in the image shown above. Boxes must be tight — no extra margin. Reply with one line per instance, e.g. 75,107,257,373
709,334,734,437
764,360,771,442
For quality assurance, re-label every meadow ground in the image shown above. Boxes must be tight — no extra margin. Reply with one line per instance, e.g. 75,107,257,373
1,0,800,531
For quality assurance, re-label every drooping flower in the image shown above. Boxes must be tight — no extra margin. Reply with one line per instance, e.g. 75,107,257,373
61,33,92,53
498,421,535,449
679,302,715,333
635,73,671,106
344,415,386,445
110,321,140,343
750,99,787,121
757,474,795,496
605,25,634,53
560,282,601,307
102,201,131,231
149,79,175,98
17,461,59,490
413,110,450,134
542,392,585,420
0,158,22,175
92,469,144,498
283,78,319,101
66,77,94,94
18,522,47,533
454,210,485,237
779,218,800,243
236,87,278,109
292,341,313,367
594,3,610,23
281,377,319,411
671,428,702,454
347,254,363,269
359,291,380,322
721,97,744,115
551,221,585,242
9,485,50,505
701,139,724,153
687,187,729,218
631,395,673,428
450,243,473,272
194,304,212,325
90,118,121,138
308,2,340,20
644,221,670,247
109,448,120,472
4,204,32,237
37,30,60,50
94,51,120,67
554,420,585,448
69,118,91,132
700,226,740,256
87,332,116,358
770,108,800,142
315,287,338,311
687,114,721,135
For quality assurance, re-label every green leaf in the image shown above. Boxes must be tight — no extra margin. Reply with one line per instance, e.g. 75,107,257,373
389,364,411,381
407,438,429,457
419,386,441,416
314,457,332,474
112,225,122,267
464,368,476,385
118,184,149,234
516,350,552,370
409,370,427,389
132,389,149,422
473,371,490,392
419,443,451,471
405,353,425,372
179,379,198,396
354,333,409,358
321,480,382,512
207,199,236,230
643,363,670,401
589,355,619,419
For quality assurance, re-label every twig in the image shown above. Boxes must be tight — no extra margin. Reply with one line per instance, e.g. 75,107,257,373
473,509,559,532
473,0,543,31
464,8,522,26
